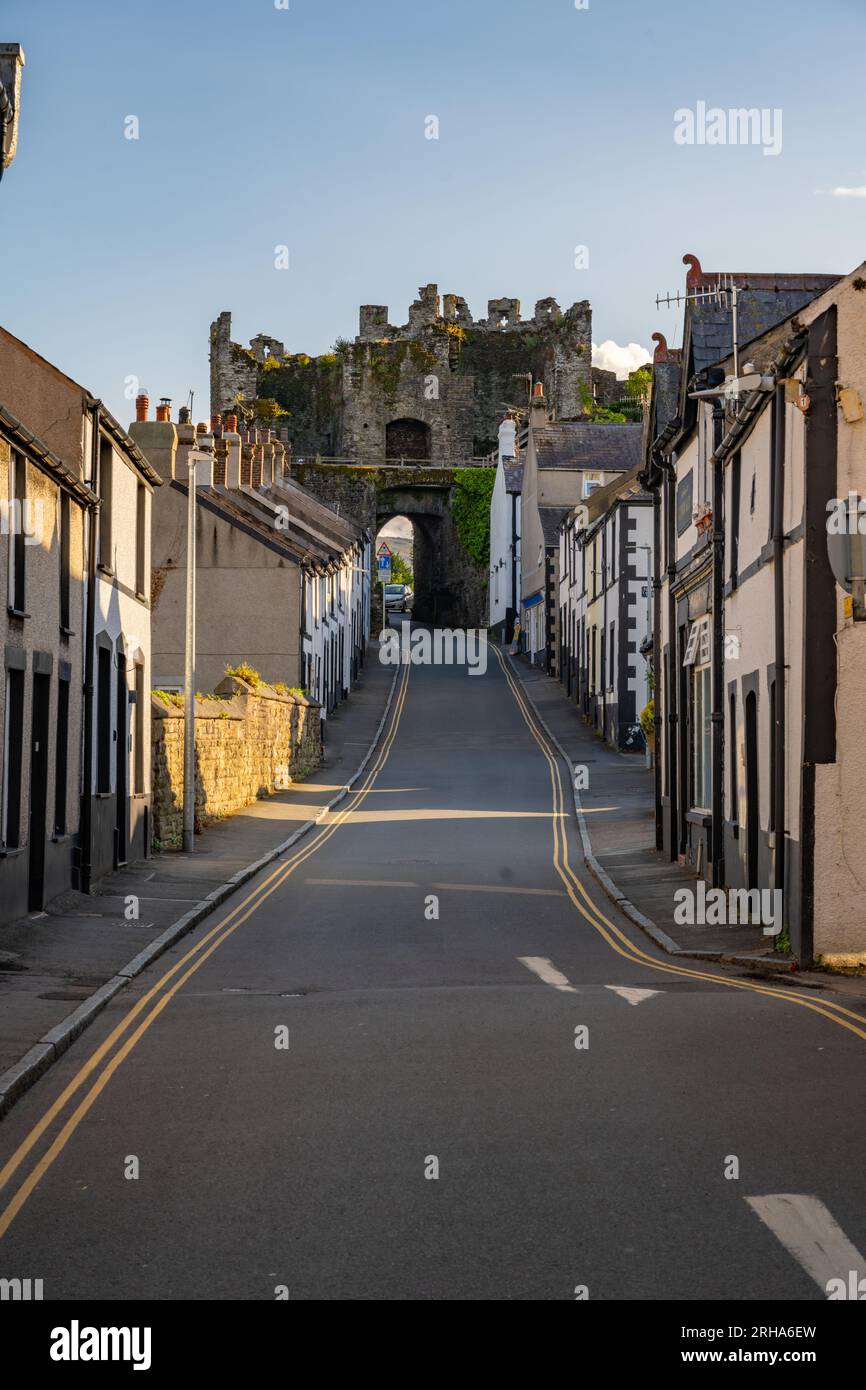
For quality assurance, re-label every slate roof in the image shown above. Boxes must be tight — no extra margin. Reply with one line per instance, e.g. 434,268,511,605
177,474,363,571
533,422,642,472
540,505,571,546
0,402,99,506
651,360,681,436
687,275,839,377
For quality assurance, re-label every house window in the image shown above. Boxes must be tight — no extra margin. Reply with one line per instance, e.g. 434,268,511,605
8,451,26,613
2,668,25,846
691,663,712,811
730,451,741,589
59,491,71,630
135,483,146,596
134,663,145,794
609,622,616,690
98,437,113,570
55,676,70,834
97,644,112,793
769,679,776,832
729,692,737,821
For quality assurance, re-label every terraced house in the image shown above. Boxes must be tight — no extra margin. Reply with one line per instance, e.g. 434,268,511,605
0,325,160,921
558,464,653,751
643,253,866,963
132,402,371,718
519,384,642,671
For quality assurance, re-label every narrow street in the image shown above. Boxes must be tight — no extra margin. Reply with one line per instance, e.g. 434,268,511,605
0,642,863,1301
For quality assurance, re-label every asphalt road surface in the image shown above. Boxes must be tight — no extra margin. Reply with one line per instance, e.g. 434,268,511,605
1,643,865,1301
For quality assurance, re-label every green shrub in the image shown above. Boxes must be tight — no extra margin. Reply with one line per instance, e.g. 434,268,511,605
639,698,655,743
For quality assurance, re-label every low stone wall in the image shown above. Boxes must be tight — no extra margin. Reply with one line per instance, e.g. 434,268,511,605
151,675,322,848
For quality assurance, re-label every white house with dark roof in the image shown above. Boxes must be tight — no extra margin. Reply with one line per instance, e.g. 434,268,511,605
488,413,525,643
640,252,866,965
558,464,654,750
519,385,642,671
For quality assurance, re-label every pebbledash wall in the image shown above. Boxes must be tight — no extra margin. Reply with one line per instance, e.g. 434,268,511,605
151,675,322,846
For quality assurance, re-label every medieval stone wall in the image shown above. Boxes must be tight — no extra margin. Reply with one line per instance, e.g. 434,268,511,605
210,287,593,465
151,676,321,847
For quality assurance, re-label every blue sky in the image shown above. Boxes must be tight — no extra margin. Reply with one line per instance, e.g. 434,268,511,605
2,0,865,423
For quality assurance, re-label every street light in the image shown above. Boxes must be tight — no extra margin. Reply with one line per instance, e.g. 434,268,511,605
183,442,212,853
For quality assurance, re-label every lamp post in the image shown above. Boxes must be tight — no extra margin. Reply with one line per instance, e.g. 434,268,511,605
183,443,211,853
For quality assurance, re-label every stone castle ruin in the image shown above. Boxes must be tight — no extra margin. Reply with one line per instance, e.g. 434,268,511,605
210,285,595,465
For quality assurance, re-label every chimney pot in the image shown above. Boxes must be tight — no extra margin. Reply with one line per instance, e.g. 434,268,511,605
135,392,149,423
533,382,544,399
155,404,170,422
196,421,208,435
225,413,238,433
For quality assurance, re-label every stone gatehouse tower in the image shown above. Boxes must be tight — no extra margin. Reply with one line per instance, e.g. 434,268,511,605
210,285,593,464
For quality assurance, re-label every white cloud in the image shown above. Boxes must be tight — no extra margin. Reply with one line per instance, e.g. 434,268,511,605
831,186,866,198
592,340,652,380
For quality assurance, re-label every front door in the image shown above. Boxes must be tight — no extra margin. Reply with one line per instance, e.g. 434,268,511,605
28,674,50,911
115,653,128,865
744,691,759,890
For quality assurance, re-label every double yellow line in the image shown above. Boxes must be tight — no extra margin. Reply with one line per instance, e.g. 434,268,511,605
0,662,412,1240
493,645,866,1042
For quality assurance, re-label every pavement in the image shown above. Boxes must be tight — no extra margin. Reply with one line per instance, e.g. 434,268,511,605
510,656,799,966
0,631,865,1300
0,646,396,1112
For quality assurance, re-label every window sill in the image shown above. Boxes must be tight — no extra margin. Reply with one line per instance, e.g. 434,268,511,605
0,845,24,857
135,590,147,602
97,563,115,578
7,607,29,620
60,626,75,638
686,809,712,828
51,832,72,843
95,791,112,800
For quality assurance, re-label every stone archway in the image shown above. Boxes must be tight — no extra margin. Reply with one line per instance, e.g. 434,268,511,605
376,508,438,622
385,418,431,463
291,461,493,627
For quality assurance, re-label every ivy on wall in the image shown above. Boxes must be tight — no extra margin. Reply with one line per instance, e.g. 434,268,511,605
450,468,496,568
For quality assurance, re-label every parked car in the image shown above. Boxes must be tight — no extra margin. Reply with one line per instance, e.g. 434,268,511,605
384,583,412,613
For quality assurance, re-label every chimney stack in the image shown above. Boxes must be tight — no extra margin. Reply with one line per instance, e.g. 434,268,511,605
530,379,548,428
135,392,149,423
223,415,242,488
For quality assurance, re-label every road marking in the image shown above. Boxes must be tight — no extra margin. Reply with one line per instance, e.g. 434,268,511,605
746,1194,866,1295
605,986,661,1006
518,956,577,993
491,645,866,1042
434,883,566,897
305,878,419,888
0,662,413,1240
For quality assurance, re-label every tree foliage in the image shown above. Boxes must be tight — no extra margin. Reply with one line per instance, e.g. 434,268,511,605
450,468,496,567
